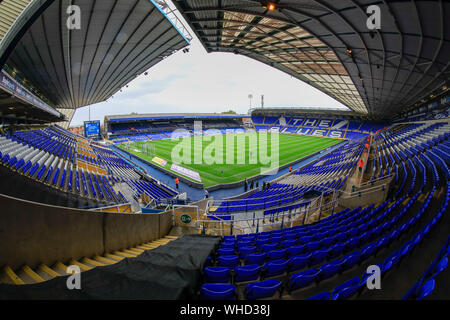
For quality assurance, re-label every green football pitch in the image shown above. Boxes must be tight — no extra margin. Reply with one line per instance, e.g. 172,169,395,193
118,133,341,188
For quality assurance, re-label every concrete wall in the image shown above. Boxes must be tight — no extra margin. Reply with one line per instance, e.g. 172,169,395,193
103,213,161,253
0,193,172,269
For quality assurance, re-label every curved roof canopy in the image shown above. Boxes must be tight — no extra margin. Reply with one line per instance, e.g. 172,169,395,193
173,0,450,119
0,0,190,124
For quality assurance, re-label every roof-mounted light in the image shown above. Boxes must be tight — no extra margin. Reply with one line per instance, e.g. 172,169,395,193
267,3,276,11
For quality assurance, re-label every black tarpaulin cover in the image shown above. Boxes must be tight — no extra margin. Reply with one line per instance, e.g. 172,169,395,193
0,235,221,300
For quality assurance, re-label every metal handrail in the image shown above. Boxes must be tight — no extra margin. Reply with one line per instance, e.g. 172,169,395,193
206,194,325,223
358,173,395,187
206,175,351,213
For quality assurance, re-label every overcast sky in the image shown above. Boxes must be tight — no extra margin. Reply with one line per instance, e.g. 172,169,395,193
70,38,347,127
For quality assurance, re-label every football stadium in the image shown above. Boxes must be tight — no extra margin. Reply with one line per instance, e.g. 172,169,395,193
0,0,449,306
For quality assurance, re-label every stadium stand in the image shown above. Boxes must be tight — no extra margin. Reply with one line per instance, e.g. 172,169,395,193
106,114,248,143
198,120,450,300
251,114,386,140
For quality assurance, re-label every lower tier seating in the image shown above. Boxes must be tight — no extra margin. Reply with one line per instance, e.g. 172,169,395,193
198,121,450,300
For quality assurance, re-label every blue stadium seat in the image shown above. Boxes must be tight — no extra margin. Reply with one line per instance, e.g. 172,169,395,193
280,239,297,248
262,259,288,278
220,242,236,249
328,243,345,259
341,251,361,272
218,248,235,256
417,279,435,300
318,260,342,281
360,243,377,261
306,292,331,300
238,246,257,258
204,267,231,283
245,252,267,266
287,268,319,292
217,255,240,267
332,277,361,300
286,245,305,257
234,264,260,283
310,249,329,266
266,249,287,261
261,243,278,252
287,255,310,273
305,240,321,252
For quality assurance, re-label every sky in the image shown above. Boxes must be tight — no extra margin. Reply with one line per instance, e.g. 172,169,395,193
70,37,347,127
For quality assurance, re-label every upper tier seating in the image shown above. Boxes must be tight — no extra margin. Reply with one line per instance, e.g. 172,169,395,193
251,115,387,140
109,118,246,139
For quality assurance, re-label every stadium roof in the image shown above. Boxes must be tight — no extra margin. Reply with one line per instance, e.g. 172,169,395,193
0,68,63,123
173,0,450,119
0,0,190,126
0,0,32,44
105,112,249,122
